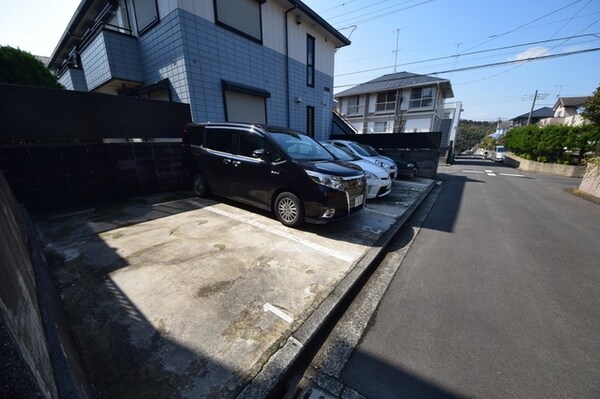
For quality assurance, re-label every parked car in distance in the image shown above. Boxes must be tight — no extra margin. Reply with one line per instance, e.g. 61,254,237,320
328,140,398,179
491,145,507,162
182,123,367,227
320,141,392,199
360,143,417,178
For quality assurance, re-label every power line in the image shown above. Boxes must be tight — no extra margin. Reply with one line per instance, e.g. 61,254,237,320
460,0,584,53
429,47,600,75
332,47,600,89
331,0,435,27
334,33,600,78
327,0,396,21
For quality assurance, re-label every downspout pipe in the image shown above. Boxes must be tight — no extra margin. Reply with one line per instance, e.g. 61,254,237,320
284,1,298,128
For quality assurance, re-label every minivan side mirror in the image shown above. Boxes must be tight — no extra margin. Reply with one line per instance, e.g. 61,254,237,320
252,148,268,160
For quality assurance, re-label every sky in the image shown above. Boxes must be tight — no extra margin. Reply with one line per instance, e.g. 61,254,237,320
1,0,599,121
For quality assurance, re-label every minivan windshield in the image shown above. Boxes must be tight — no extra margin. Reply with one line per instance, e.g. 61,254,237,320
496,146,507,153
269,130,333,161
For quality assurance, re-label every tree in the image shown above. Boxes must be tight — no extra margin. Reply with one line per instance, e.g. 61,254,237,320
581,85,600,155
455,120,496,153
582,85,600,126
0,46,63,89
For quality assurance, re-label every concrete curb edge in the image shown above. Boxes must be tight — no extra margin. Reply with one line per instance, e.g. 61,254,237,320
237,179,438,398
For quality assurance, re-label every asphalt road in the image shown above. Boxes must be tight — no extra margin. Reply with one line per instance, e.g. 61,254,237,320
340,159,600,398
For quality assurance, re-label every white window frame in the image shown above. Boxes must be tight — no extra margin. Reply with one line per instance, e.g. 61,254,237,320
409,87,434,109
346,96,363,115
375,91,396,112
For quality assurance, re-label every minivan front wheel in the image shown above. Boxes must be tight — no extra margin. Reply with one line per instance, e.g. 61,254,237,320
275,192,304,227
192,173,208,198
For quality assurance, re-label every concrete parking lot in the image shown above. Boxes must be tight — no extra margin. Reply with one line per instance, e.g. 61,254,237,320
36,178,434,398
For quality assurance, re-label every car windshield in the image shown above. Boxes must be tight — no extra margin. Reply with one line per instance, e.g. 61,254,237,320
346,142,371,156
321,142,358,161
269,130,333,161
497,147,507,153
358,144,380,156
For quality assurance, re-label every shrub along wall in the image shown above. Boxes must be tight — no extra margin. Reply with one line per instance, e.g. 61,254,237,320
503,124,599,164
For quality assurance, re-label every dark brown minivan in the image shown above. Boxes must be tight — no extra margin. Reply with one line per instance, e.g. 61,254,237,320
182,123,366,227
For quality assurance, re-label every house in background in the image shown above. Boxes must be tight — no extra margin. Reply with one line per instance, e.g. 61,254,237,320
48,0,350,140
539,96,590,127
510,106,554,127
334,72,454,134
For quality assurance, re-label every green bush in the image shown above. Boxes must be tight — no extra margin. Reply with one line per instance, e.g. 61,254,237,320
504,124,599,164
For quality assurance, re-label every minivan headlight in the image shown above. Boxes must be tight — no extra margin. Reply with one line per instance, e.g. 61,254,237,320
305,170,344,190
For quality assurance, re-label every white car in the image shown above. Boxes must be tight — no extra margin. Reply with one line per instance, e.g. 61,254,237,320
328,139,398,179
491,145,507,162
320,142,392,199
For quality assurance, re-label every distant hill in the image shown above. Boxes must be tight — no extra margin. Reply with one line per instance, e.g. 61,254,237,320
456,120,496,153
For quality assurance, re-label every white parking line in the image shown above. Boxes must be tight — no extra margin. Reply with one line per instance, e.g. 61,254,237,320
263,303,293,324
205,206,355,262
462,170,485,174
499,173,525,177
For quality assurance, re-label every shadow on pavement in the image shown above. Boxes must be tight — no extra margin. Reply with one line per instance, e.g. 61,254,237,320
38,194,249,398
341,349,466,399
423,173,483,234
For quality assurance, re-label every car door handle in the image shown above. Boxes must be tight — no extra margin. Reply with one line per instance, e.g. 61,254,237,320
271,170,280,175
223,159,232,165
232,160,241,167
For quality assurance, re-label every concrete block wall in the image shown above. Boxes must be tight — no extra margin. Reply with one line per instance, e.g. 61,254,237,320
0,143,186,212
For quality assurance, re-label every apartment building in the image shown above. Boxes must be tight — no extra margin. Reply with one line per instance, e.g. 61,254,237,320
48,0,350,139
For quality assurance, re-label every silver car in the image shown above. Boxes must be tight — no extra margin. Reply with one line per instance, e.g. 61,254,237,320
328,140,398,179
320,142,392,199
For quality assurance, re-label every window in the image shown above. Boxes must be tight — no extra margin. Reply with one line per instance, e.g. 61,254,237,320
374,121,389,133
206,128,236,153
238,132,265,157
376,91,396,112
214,0,262,43
346,96,362,115
409,87,433,108
132,0,159,35
306,106,315,137
307,34,315,87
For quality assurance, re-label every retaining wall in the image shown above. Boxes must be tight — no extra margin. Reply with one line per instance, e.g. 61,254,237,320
504,153,587,178
0,172,93,398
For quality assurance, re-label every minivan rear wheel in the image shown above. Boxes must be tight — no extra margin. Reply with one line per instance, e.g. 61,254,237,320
274,192,304,227
192,173,208,197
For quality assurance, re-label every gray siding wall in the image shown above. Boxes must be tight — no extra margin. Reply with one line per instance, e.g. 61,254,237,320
138,9,334,139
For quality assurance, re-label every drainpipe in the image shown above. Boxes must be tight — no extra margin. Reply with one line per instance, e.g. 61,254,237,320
285,1,298,128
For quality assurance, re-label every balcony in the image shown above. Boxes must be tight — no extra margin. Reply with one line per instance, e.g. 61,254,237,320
79,24,143,94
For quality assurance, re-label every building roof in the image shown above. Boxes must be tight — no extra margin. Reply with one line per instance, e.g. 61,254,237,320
335,71,453,98
553,96,589,110
511,106,554,121
49,0,350,72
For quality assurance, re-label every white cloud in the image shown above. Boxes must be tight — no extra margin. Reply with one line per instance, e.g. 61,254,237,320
511,47,551,61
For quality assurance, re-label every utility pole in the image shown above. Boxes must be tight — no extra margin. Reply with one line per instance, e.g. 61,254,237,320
526,90,539,125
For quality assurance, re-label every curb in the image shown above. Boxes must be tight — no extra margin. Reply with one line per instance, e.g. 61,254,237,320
237,179,438,398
